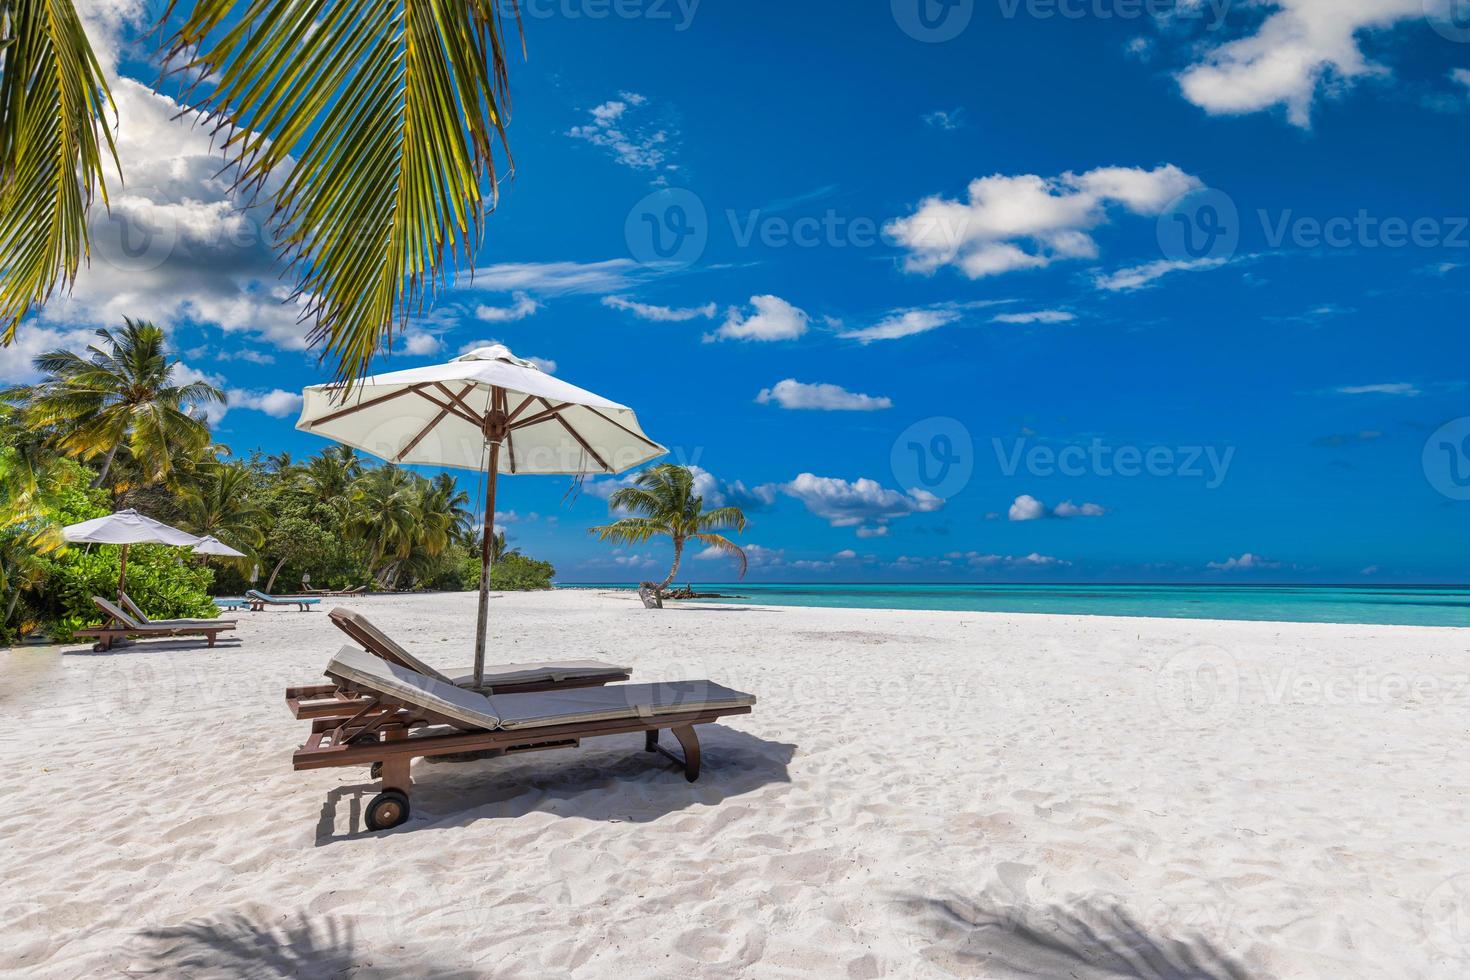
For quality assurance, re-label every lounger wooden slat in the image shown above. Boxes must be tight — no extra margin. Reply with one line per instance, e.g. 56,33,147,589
289,646,757,831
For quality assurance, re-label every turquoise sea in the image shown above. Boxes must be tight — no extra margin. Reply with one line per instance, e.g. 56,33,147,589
559,583,1470,628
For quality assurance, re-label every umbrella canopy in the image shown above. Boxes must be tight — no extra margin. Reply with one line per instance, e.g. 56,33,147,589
62,509,202,599
297,345,665,685
193,535,247,558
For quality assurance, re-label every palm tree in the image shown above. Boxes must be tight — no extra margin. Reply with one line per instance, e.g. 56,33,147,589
178,462,268,560
1,1,521,384
4,320,224,488
302,446,363,507
590,464,748,597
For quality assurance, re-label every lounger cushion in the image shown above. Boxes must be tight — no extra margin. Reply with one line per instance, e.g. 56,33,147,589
329,608,452,682
325,645,501,730
490,682,757,731
248,590,320,605
451,660,632,691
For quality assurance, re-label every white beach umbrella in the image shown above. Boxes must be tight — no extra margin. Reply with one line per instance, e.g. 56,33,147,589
62,509,203,599
296,345,666,686
193,535,248,558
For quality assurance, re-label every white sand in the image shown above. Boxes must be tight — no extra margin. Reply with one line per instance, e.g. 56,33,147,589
2,589,1469,978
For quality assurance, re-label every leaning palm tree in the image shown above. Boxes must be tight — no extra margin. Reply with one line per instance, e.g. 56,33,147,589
589,464,748,598
4,319,224,488
1,0,521,383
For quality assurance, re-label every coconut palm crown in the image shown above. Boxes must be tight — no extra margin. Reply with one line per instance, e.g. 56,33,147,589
589,464,748,594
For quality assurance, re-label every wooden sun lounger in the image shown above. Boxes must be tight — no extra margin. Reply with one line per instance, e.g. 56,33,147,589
287,610,633,719
120,591,238,629
76,596,237,652
245,589,321,612
290,646,756,831
302,585,367,597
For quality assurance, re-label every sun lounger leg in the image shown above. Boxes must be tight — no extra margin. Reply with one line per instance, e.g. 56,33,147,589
672,725,701,782
645,729,659,752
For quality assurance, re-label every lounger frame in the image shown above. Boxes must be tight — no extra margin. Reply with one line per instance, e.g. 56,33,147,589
290,676,751,828
76,596,236,651
246,589,319,612
285,667,635,721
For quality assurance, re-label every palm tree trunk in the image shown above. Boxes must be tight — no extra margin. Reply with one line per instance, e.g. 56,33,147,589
265,557,287,593
655,538,685,594
91,443,119,489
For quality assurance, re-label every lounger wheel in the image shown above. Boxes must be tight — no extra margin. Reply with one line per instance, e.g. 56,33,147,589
365,789,410,831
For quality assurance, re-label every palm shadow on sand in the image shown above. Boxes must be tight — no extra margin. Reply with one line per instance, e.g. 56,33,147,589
142,911,473,980
313,724,795,843
898,893,1254,980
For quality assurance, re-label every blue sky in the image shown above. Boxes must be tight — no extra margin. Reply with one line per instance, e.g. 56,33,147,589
16,0,1470,583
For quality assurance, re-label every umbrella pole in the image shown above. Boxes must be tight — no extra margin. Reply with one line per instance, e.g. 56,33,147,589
474,442,500,689
118,544,130,601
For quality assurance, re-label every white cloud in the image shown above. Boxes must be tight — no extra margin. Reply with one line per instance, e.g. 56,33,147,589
1334,382,1421,396
839,308,961,344
886,165,1201,280
992,310,1075,324
588,465,775,513
1208,553,1283,571
475,292,540,323
454,340,556,374
774,473,943,530
855,525,890,539
1009,494,1047,522
755,380,892,412
602,295,717,322
466,260,640,296
707,295,810,343
0,326,102,384
834,549,858,560
949,551,1071,569
1010,495,1107,521
229,389,304,419
1175,0,1434,128
1053,500,1107,518
1455,69,1470,93
400,332,443,356
1093,257,1229,292
566,92,675,176
922,108,965,130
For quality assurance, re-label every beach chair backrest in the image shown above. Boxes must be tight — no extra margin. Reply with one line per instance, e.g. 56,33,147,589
325,646,502,731
245,589,273,603
118,592,151,624
328,608,452,683
93,596,144,630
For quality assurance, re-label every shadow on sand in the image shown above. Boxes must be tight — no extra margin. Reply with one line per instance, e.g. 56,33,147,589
142,911,474,979
313,725,795,843
898,892,1254,980
61,637,243,656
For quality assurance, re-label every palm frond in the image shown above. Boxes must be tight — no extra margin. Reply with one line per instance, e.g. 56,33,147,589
698,506,747,533
164,0,522,384
0,0,118,342
588,517,668,547
693,533,747,578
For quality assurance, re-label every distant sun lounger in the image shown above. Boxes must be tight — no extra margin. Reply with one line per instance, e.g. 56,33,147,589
302,585,367,597
245,589,321,612
120,591,238,629
288,645,757,831
76,596,237,652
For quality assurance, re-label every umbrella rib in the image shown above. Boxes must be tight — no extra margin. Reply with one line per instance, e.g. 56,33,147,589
413,390,486,429
508,402,574,431
507,395,536,423
433,383,490,427
583,406,665,453
308,384,427,426
396,383,476,462
536,398,610,471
